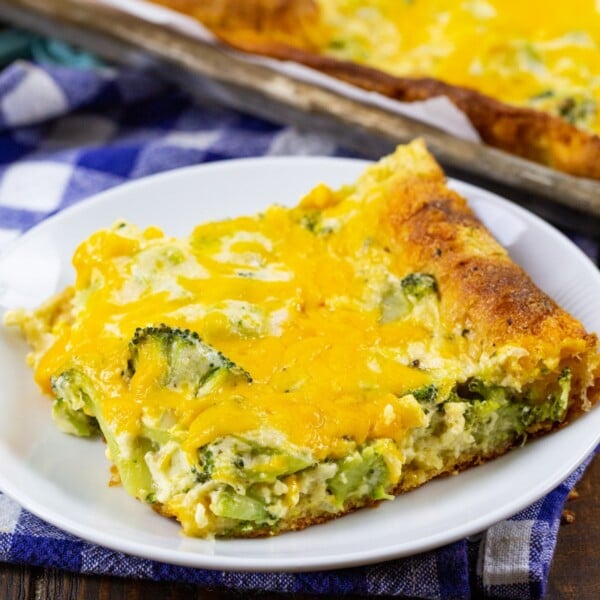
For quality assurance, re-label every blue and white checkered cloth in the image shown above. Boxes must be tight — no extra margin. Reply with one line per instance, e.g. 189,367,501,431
0,51,599,599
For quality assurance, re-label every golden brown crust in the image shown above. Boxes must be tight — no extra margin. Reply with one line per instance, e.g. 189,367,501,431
151,0,323,50
380,148,599,405
295,60,600,180
150,0,600,180
380,144,600,422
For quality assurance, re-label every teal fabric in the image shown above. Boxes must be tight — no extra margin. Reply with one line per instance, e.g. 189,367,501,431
0,27,104,68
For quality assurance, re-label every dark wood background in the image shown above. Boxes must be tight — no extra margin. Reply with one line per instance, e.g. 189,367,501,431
0,454,598,599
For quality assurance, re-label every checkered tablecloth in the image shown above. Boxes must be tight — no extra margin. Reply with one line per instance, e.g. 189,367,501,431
0,35,598,599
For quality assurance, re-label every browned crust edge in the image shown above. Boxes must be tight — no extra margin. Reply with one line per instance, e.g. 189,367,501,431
379,149,600,415
227,41,600,181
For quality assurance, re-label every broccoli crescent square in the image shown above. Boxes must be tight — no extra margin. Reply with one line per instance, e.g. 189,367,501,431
5,140,600,538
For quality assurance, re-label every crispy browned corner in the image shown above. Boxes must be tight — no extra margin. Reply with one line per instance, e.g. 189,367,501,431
376,143,600,414
150,0,600,181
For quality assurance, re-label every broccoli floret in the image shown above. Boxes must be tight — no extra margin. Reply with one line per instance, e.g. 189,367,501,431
126,324,251,396
327,443,391,506
558,96,596,126
526,367,572,425
380,272,439,323
529,90,596,128
192,448,215,484
298,211,335,236
210,488,274,524
51,368,154,498
51,369,100,437
400,273,438,301
197,436,315,488
411,384,438,404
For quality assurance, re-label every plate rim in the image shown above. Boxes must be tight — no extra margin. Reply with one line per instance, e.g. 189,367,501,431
0,155,599,572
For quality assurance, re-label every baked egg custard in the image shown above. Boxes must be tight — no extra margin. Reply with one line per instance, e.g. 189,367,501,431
6,141,600,537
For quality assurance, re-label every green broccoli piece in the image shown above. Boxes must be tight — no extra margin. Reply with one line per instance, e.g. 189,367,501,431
460,371,572,448
525,367,572,425
299,212,328,235
51,368,154,498
400,273,438,301
192,448,215,484
327,444,391,506
199,436,315,487
210,488,273,524
380,272,439,322
411,384,438,404
126,324,251,396
51,369,100,437
557,96,596,126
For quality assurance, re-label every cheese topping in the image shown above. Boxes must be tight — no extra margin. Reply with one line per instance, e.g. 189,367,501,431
319,0,600,132
24,143,555,467
30,160,456,462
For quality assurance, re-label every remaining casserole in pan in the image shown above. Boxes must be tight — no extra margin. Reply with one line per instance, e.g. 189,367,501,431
149,0,600,180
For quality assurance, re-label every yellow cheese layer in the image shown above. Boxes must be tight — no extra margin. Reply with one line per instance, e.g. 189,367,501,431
319,0,600,132
32,155,459,461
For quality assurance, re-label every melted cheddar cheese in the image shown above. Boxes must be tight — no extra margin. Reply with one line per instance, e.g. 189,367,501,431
150,0,600,133
29,151,456,462
318,0,600,132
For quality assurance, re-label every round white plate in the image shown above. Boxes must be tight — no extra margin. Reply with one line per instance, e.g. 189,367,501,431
0,157,599,572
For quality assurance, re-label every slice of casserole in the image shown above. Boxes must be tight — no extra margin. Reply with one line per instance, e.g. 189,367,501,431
6,140,599,538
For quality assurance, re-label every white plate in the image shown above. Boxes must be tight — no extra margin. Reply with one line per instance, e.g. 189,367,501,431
0,157,599,572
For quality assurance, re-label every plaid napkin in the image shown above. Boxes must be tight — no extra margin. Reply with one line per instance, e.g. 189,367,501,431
0,35,599,599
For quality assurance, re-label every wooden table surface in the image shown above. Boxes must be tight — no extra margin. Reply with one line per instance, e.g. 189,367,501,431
0,453,598,599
